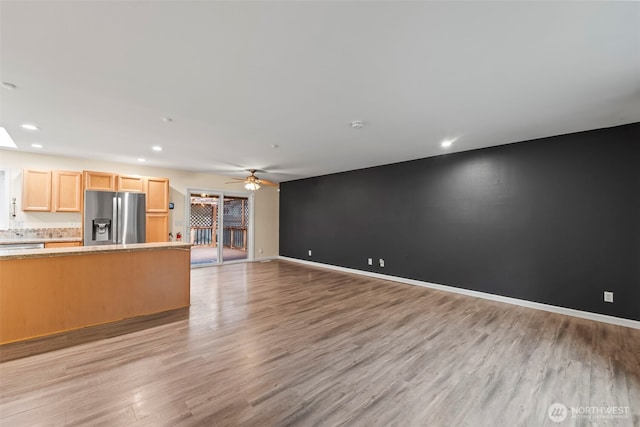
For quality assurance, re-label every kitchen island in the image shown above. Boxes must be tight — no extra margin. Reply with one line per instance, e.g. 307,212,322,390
0,242,191,344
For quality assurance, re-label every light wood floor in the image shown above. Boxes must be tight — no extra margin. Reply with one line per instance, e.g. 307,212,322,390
1,260,639,426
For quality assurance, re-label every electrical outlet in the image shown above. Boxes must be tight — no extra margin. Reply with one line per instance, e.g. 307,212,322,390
379,258,385,268
308,250,312,256
604,291,613,303
258,248,263,253
368,258,373,266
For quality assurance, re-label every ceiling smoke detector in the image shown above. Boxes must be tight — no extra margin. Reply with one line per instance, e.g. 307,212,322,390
350,121,365,129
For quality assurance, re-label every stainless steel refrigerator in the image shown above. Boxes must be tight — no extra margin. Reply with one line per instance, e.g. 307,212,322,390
84,190,146,246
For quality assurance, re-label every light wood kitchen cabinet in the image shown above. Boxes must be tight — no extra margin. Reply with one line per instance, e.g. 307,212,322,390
22,169,52,211
44,241,82,248
52,170,82,212
117,175,145,192
83,170,116,191
145,177,170,242
145,177,169,213
146,213,169,243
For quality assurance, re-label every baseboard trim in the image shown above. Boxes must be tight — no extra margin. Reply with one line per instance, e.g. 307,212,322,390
279,256,640,330
255,256,278,262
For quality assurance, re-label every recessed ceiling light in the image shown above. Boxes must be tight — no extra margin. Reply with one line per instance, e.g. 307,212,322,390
31,143,43,148
1,82,17,90
137,158,146,162
20,123,40,131
152,146,163,152
350,120,365,129
161,117,173,123
271,144,279,149
441,138,456,148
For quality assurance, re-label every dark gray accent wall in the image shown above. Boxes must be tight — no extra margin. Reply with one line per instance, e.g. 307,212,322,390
279,123,640,321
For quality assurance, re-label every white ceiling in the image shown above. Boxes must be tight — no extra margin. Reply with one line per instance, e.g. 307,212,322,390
1,1,639,183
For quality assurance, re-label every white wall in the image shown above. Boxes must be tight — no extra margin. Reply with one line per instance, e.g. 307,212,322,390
0,149,279,258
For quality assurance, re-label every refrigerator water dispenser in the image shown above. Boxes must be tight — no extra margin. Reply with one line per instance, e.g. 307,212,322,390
92,218,112,241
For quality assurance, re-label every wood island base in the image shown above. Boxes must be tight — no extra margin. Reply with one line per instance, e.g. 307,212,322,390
0,242,191,345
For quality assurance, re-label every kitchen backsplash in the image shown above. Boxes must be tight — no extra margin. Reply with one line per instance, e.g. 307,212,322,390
0,227,81,240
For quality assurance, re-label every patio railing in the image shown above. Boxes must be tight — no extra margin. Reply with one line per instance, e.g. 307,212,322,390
190,226,216,246
191,226,247,251
223,227,247,250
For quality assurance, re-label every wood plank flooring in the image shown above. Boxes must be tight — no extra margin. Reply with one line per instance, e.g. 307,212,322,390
1,260,639,426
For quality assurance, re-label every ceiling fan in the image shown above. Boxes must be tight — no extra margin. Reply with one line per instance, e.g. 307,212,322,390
226,169,278,191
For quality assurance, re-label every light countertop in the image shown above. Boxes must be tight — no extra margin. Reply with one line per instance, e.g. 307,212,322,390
0,241,192,260
0,237,83,245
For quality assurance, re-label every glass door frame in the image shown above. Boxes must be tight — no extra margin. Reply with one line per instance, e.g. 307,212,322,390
185,187,255,267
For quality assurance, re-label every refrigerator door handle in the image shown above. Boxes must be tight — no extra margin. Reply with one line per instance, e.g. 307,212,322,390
113,196,119,244
117,196,124,244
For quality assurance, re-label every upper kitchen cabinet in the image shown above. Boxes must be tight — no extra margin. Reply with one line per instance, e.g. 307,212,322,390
22,169,52,211
52,170,82,212
83,170,116,191
23,169,83,212
145,177,169,213
117,175,145,192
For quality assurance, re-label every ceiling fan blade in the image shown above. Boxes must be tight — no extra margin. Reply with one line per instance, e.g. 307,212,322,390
230,177,245,180
225,181,243,184
257,179,279,187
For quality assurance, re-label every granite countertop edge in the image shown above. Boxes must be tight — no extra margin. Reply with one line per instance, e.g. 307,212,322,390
0,242,192,260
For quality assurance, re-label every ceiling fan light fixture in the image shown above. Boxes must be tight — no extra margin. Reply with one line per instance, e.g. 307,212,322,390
245,182,260,191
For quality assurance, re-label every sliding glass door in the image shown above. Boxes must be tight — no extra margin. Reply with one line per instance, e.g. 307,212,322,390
221,196,249,262
189,193,220,266
187,189,253,267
